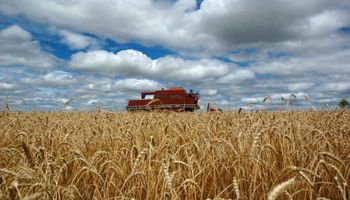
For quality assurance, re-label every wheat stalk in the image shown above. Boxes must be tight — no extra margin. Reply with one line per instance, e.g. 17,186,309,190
233,177,240,200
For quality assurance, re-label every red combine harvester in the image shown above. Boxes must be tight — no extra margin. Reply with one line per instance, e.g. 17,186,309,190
126,87,200,111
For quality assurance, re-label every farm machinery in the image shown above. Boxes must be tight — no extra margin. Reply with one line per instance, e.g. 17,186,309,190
126,87,200,111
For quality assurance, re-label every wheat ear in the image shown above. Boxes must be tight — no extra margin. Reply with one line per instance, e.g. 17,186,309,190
268,177,296,200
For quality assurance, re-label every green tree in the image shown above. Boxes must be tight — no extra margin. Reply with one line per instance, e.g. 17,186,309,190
338,99,349,109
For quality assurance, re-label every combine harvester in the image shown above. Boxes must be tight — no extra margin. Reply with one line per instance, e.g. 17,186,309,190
126,87,200,112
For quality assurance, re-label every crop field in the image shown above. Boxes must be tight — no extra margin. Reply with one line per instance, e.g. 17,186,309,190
0,110,349,200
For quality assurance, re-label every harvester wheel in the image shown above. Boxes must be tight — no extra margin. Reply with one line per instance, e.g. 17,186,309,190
185,108,194,112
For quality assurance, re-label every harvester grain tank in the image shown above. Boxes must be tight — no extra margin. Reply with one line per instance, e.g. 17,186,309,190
126,87,199,111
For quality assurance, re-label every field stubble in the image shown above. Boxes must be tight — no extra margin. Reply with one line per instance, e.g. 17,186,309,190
0,110,349,200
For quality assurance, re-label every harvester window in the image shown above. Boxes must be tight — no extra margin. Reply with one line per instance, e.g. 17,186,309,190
144,94,154,99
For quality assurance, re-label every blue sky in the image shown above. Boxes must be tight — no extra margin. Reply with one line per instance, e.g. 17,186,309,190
0,0,349,111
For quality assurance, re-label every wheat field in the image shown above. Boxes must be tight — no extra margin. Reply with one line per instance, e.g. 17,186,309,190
0,110,349,200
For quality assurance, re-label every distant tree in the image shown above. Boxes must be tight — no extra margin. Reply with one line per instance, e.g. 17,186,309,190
338,99,349,109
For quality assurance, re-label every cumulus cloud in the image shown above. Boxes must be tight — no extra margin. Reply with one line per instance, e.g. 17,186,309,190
42,71,77,85
200,89,217,96
0,25,57,68
0,82,14,89
69,50,151,74
114,78,164,91
217,69,255,84
197,0,349,46
59,30,99,49
252,48,350,76
81,76,163,92
2,0,348,54
155,56,228,81
69,49,229,81
86,99,101,105
0,0,201,52
288,83,314,91
0,24,31,41
317,82,350,92
293,10,349,39
20,70,77,86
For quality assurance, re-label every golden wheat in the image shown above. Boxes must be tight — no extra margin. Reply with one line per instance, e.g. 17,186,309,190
0,110,349,199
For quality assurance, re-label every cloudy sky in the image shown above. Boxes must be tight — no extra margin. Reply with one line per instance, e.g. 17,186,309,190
0,0,349,111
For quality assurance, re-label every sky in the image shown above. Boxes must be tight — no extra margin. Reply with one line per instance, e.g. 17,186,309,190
0,0,349,111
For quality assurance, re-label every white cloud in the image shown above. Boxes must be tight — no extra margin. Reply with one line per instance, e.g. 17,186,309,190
200,89,217,96
217,69,255,84
197,0,348,47
252,48,350,76
0,82,14,89
63,106,74,111
80,77,117,92
86,99,100,105
0,24,31,41
293,10,349,39
81,76,163,92
69,49,229,81
59,30,98,49
2,0,348,54
19,70,77,86
0,25,57,68
113,78,164,91
69,50,151,74
42,71,77,85
288,83,314,91
317,82,350,92
155,56,228,80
